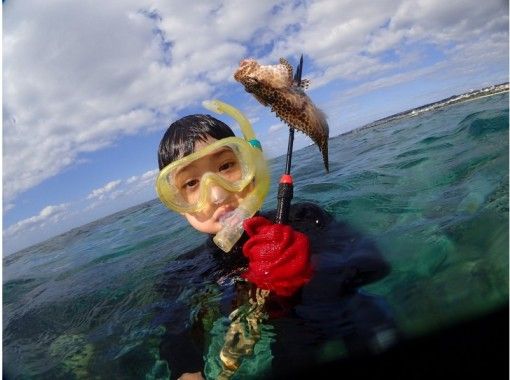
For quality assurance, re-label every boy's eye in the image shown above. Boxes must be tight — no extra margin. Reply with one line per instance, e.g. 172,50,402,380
219,161,236,172
183,178,199,190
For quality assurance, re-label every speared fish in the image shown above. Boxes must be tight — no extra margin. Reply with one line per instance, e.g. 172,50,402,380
234,57,329,171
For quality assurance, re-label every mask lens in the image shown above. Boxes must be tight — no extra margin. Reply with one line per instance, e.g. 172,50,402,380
156,138,255,213
173,146,242,204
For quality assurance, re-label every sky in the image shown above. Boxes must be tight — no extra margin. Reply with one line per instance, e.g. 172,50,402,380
2,0,509,255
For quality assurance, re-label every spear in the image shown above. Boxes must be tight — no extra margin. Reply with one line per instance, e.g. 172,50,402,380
275,54,303,225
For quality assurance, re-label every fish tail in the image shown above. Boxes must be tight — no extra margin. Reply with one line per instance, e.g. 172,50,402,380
322,139,329,172
314,106,329,172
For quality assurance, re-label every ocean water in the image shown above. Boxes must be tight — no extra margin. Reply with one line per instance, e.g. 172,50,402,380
3,93,508,379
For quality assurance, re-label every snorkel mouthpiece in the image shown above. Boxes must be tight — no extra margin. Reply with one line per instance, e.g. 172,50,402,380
215,207,252,251
203,99,270,252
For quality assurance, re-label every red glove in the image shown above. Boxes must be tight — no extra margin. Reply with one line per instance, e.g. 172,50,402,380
242,216,313,296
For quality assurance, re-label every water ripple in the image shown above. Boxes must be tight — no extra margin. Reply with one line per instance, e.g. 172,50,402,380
4,93,509,379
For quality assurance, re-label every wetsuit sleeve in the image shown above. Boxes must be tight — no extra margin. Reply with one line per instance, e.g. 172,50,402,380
330,223,390,289
159,305,205,379
278,202,391,292
155,243,222,380
158,281,223,379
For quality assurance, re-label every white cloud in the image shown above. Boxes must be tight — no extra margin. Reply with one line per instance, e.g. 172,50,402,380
124,169,158,195
3,0,508,207
3,203,15,214
85,169,158,211
2,167,160,252
268,123,286,134
87,180,122,201
268,0,508,88
4,203,70,237
3,0,271,203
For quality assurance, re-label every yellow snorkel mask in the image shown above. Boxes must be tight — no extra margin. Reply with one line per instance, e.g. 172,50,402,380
156,99,270,252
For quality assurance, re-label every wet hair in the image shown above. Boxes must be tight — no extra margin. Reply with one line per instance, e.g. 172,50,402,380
157,114,235,169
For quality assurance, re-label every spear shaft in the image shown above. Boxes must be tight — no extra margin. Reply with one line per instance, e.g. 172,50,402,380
275,54,303,225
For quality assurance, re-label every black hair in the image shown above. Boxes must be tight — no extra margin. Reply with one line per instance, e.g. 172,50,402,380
157,114,236,169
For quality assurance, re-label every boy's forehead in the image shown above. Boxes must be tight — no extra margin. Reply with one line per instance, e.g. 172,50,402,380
174,135,218,162
175,144,235,176
193,136,218,152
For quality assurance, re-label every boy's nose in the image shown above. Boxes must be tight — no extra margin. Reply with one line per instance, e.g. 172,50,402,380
210,186,230,205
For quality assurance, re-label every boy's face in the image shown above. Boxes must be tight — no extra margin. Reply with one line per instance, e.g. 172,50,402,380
180,136,254,234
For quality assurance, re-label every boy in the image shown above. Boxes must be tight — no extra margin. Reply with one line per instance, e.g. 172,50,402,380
156,110,312,293
156,112,397,379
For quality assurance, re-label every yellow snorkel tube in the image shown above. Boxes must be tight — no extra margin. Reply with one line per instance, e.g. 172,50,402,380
202,99,270,252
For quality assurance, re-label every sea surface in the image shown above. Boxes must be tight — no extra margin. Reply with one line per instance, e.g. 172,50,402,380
3,92,509,379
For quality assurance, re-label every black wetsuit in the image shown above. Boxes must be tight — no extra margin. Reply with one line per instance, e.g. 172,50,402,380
156,202,398,379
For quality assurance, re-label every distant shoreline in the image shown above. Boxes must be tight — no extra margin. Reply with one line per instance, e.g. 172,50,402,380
341,82,509,136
